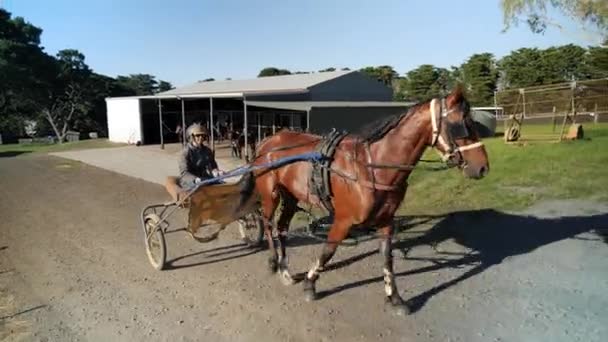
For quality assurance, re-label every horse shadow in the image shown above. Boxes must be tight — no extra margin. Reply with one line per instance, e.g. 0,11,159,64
314,208,608,313
164,240,266,270
0,151,31,158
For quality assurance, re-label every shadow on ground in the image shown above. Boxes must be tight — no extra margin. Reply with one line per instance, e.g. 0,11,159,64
311,208,608,313
0,151,31,158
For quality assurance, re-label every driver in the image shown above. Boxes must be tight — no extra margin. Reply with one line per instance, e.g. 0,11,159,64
178,123,224,189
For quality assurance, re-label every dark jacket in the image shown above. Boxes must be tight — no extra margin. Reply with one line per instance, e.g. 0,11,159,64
178,142,218,184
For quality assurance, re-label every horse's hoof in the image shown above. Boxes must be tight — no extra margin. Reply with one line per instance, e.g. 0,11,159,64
303,280,317,302
268,258,278,273
392,303,411,316
385,297,411,316
304,289,317,302
279,268,295,286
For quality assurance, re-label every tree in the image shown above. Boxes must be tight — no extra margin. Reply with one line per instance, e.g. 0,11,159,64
539,44,589,83
157,80,173,92
37,49,95,143
498,47,546,88
116,74,159,95
399,65,456,101
459,53,499,106
257,67,292,77
0,9,49,136
359,65,398,87
319,67,336,72
500,0,608,45
584,45,608,78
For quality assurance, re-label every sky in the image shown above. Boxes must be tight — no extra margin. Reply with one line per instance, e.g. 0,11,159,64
2,0,596,87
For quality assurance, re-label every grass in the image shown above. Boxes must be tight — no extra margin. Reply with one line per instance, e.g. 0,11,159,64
0,138,127,156
400,122,608,215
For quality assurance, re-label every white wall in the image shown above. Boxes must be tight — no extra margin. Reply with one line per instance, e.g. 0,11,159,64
106,98,142,144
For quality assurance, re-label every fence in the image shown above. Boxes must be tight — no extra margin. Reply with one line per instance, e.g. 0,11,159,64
496,78,608,121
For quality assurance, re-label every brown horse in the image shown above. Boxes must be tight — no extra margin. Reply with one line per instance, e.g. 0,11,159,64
238,86,489,315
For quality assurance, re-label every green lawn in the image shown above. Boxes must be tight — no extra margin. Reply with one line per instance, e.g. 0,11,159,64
0,138,127,155
400,123,608,215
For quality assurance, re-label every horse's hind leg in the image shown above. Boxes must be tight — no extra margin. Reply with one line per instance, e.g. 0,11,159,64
276,191,298,285
302,219,351,301
379,224,411,316
260,183,280,273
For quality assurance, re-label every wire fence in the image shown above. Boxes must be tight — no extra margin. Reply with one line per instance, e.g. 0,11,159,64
496,78,608,120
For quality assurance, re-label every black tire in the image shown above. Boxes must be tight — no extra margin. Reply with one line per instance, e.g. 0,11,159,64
237,211,264,247
143,213,167,271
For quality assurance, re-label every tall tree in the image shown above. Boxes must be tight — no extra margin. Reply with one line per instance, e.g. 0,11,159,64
400,65,456,101
157,80,173,92
584,45,608,78
459,53,499,106
498,47,546,88
500,0,608,45
359,65,398,87
0,9,50,135
539,44,589,83
116,74,159,95
36,49,95,142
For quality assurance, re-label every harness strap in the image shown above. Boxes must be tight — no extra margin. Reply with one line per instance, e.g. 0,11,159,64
454,141,484,152
327,166,399,191
430,98,485,161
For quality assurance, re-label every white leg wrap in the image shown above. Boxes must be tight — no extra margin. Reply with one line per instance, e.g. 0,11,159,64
307,260,321,280
384,268,394,296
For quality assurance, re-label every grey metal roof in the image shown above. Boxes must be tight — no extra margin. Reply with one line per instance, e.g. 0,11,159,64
158,70,354,96
246,100,415,111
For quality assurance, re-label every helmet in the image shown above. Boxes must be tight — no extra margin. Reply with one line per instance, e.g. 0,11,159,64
186,123,208,139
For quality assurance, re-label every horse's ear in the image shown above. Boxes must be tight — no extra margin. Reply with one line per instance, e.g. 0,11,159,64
447,83,466,106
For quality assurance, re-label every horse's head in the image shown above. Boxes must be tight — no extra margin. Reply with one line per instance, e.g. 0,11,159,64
429,86,489,179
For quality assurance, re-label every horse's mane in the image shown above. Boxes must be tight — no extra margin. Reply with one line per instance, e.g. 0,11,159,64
355,94,472,143
356,101,427,143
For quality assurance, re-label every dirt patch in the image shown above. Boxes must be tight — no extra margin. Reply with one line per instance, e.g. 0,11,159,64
1,154,607,342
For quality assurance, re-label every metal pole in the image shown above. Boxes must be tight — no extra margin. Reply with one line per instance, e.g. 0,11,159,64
181,98,186,146
493,91,498,118
210,97,215,153
522,89,526,119
243,96,249,161
272,112,276,134
158,99,164,149
257,113,261,142
306,109,311,132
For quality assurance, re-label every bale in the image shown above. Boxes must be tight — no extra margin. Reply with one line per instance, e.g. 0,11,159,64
565,124,584,140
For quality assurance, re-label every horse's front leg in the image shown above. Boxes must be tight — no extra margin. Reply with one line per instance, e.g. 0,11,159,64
303,219,351,301
379,225,411,316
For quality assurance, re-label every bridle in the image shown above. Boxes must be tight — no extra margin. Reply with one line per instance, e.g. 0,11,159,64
430,98,484,167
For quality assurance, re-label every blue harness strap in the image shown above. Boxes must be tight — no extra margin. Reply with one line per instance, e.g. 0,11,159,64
187,151,325,191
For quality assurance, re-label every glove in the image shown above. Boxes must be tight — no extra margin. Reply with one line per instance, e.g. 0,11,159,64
212,169,225,177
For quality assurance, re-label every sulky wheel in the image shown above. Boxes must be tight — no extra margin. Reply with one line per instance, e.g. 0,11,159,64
237,211,264,247
143,213,167,271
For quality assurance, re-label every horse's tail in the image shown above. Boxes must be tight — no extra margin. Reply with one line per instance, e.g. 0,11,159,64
234,170,258,215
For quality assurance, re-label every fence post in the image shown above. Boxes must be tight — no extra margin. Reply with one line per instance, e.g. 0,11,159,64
552,106,557,133
594,103,599,125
